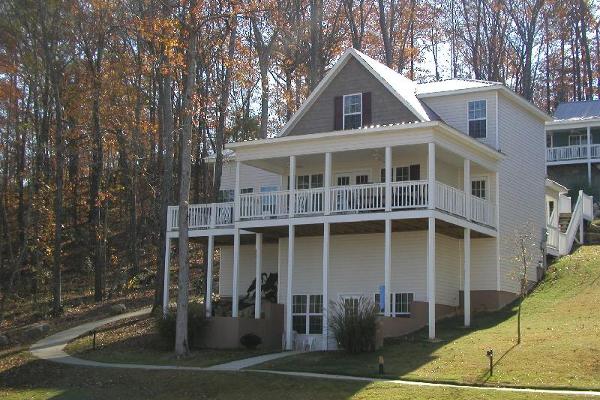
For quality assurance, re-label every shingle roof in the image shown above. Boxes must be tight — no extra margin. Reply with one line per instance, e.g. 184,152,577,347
416,79,499,95
554,100,600,121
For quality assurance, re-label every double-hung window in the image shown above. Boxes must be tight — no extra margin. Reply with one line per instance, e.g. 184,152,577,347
468,100,487,138
343,93,362,130
374,292,414,317
569,133,587,146
217,189,234,203
471,177,487,199
292,294,323,334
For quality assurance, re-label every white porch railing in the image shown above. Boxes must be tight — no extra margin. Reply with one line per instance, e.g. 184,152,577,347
391,180,429,209
470,195,496,227
546,145,587,162
330,183,386,213
295,188,325,215
591,144,600,159
168,180,498,230
239,190,289,219
582,192,594,221
167,202,234,231
435,181,466,218
547,225,559,252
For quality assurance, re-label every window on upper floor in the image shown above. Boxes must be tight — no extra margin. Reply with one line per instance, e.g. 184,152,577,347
343,93,362,130
569,133,587,146
471,177,487,199
296,174,324,189
217,189,234,202
468,100,487,139
546,134,553,148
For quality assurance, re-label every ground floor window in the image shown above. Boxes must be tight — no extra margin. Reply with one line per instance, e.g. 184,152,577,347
374,292,414,317
292,294,323,334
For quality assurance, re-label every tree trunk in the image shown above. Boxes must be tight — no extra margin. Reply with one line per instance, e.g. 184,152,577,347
175,24,197,357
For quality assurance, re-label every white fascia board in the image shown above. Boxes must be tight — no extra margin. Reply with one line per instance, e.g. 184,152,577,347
546,118,600,130
545,178,569,194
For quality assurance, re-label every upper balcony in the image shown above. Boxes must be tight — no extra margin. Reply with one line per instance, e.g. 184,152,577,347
546,144,600,162
167,179,497,232
546,124,600,163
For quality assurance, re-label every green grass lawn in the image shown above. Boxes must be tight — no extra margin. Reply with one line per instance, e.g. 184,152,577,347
258,245,600,390
0,350,591,399
64,314,271,367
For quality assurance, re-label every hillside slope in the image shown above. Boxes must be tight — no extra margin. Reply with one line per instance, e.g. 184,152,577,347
260,245,600,389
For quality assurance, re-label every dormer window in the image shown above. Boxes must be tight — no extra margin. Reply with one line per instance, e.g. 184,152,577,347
343,93,362,129
468,100,487,138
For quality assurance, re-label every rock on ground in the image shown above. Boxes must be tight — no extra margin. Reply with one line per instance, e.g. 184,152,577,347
0,334,9,346
110,303,127,315
24,323,50,340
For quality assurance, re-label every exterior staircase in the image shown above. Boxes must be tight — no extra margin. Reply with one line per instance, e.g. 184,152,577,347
547,190,595,256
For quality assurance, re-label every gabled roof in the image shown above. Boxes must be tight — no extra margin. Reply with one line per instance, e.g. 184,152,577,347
279,48,432,137
554,100,600,121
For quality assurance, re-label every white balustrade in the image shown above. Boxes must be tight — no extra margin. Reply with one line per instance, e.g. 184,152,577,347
329,183,386,213
435,181,466,218
591,144,600,159
470,195,495,227
546,145,587,161
547,225,559,250
239,190,289,219
167,202,233,231
390,180,428,209
295,188,325,215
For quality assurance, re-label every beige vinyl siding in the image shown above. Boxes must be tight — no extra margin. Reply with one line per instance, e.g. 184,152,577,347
288,58,418,136
458,237,498,291
219,162,281,192
421,91,498,150
278,232,461,308
497,94,546,293
218,243,278,296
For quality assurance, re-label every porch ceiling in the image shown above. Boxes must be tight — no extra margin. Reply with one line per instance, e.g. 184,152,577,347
242,219,489,240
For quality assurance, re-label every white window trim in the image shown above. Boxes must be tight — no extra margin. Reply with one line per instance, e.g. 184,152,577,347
334,169,372,186
471,175,489,200
296,173,324,189
568,133,587,146
343,93,363,130
467,99,487,139
373,292,415,317
379,164,418,183
292,294,323,335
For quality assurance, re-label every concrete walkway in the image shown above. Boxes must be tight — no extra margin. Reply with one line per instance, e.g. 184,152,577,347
30,308,600,397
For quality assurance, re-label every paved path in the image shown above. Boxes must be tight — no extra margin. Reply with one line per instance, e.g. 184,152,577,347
30,308,600,397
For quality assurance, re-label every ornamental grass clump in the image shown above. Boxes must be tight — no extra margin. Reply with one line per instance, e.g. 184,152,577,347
329,296,379,353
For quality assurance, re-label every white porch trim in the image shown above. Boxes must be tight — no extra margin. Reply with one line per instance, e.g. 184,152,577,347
255,233,263,319
463,228,471,327
285,224,295,350
206,235,214,318
427,216,436,339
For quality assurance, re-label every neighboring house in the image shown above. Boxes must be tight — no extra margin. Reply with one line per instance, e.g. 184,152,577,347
546,100,600,194
163,48,581,351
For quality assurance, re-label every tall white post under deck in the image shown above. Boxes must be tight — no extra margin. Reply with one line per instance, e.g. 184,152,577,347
427,217,436,339
384,218,392,317
385,146,392,212
232,229,240,318
322,222,330,349
162,237,171,316
587,126,592,186
205,235,215,318
285,224,295,350
463,228,471,327
255,233,263,319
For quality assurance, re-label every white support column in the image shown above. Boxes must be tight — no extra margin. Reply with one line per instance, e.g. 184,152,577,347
289,155,296,218
384,218,392,317
205,235,215,318
285,224,295,350
588,126,592,186
428,143,436,209
463,159,471,220
162,237,171,316
385,146,392,212
232,229,240,318
463,228,471,327
234,161,241,221
427,216,436,339
255,233,263,319
324,152,332,215
322,222,330,349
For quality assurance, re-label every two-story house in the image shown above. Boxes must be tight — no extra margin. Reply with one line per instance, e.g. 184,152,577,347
546,100,600,194
163,49,556,351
